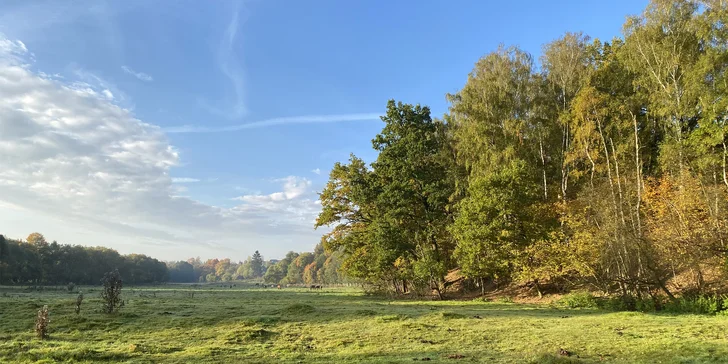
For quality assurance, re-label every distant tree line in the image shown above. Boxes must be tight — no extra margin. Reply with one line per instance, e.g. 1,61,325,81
166,243,348,285
316,1,728,299
0,233,167,285
0,233,347,286
261,243,348,285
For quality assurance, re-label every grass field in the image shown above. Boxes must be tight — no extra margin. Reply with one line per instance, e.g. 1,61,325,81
1,284,727,363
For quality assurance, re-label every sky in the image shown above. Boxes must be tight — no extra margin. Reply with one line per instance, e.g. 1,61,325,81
0,0,649,262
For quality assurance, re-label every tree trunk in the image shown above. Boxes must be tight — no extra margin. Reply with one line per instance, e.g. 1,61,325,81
723,140,728,188
540,137,548,199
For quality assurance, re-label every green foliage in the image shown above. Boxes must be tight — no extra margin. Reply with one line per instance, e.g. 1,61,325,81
0,234,167,285
662,295,727,315
250,251,264,278
308,0,728,300
316,100,458,294
263,263,285,284
451,160,540,282
555,292,599,309
101,270,123,314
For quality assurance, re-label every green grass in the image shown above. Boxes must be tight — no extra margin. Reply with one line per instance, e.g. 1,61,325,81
1,284,727,363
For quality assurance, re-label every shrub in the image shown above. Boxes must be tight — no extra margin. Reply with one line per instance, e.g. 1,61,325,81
66,282,76,293
663,295,725,315
596,296,632,311
35,305,50,339
75,293,84,315
556,292,598,309
634,297,658,312
101,269,123,314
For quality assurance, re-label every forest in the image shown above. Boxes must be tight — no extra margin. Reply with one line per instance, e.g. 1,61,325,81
315,0,728,301
0,233,345,286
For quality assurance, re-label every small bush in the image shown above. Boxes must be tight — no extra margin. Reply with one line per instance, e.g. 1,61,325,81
634,297,658,312
596,296,631,311
556,292,598,309
35,305,50,339
66,282,76,293
75,293,84,315
101,269,123,314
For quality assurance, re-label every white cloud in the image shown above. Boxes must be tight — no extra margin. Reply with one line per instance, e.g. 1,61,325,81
71,67,130,106
164,113,381,133
312,168,321,175
121,65,153,82
231,176,320,227
234,176,311,203
0,36,28,56
0,34,323,260
172,177,200,183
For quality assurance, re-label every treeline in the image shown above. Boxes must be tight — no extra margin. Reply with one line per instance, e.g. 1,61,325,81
166,251,268,283
316,0,728,299
166,243,348,285
0,233,167,285
261,243,347,285
0,233,347,286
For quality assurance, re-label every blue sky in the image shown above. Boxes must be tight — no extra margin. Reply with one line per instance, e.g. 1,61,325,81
0,0,648,261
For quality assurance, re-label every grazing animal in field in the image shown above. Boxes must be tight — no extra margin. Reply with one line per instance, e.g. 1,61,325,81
277,284,281,289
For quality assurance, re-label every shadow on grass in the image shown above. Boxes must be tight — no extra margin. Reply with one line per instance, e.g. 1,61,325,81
0,287,609,336
121,339,728,364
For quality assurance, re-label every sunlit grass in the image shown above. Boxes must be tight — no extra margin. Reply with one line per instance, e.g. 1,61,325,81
1,284,726,363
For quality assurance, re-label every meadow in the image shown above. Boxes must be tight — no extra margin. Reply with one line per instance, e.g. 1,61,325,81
1,284,727,363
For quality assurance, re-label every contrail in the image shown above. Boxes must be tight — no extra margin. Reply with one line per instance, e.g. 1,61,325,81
164,113,381,133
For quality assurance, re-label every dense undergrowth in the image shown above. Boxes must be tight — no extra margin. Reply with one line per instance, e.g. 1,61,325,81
555,291,728,315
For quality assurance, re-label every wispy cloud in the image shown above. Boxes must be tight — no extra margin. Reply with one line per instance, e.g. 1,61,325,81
234,176,311,203
199,2,248,119
0,33,325,261
311,168,321,175
71,66,129,106
121,65,153,82
164,113,381,133
172,177,200,183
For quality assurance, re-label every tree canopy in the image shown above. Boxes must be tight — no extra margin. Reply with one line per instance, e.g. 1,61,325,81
316,0,728,299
